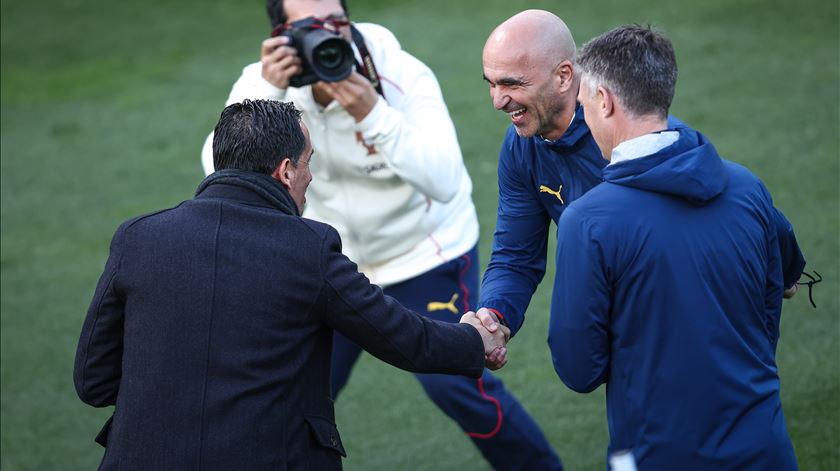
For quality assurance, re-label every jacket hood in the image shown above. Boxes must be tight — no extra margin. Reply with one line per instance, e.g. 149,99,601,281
602,127,727,206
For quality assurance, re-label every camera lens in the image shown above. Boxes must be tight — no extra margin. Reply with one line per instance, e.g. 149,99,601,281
308,36,353,82
315,45,343,70
295,26,354,84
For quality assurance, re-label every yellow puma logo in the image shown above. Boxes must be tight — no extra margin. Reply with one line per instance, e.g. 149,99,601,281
539,184,565,204
427,293,459,314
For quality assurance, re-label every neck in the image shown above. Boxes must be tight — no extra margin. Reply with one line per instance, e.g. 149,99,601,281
605,114,668,161
541,97,578,141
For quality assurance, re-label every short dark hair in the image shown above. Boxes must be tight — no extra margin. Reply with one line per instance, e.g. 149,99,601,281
212,99,305,174
266,0,349,28
576,25,677,119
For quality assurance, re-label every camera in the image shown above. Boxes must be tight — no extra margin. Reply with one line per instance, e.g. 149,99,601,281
272,17,355,88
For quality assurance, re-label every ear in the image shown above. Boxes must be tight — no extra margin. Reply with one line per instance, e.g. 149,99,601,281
597,85,614,118
271,158,295,191
555,60,574,92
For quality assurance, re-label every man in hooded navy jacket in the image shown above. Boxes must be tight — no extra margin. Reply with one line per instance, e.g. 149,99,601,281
550,25,800,469
73,99,510,470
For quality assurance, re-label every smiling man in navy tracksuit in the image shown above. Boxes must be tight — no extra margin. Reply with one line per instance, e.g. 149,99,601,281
549,25,802,469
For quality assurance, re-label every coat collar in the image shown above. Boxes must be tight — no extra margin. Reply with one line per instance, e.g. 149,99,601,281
195,169,300,216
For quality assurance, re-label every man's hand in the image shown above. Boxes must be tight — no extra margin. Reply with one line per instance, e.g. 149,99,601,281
783,282,798,299
313,71,379,122
460,311,510,370
476,307,503,332
261,36,302,89
485,345,508,370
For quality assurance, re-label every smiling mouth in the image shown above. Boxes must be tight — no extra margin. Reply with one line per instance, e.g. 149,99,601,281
507,108,526,118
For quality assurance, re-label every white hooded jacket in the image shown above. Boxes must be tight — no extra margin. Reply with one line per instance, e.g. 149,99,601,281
201,23,479,287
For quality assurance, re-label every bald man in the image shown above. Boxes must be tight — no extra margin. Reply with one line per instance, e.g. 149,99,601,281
477,10,608,336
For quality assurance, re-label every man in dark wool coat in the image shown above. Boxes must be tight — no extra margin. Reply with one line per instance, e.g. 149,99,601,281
74,99,508,471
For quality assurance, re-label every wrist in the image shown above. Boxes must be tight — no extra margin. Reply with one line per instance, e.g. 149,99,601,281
483,307,509,328
354,96,386,133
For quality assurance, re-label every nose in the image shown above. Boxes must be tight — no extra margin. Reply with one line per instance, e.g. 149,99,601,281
491,88,510,111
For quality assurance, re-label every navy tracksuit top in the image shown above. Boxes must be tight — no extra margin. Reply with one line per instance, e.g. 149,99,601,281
479,105,606,334
549,126,801,470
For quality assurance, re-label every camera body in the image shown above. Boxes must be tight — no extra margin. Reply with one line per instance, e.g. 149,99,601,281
273,17,355,88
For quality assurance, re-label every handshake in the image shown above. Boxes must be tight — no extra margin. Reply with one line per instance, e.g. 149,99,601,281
460,309,510,370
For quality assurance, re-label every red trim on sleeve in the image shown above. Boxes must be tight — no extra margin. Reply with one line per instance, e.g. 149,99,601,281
485,308,505,321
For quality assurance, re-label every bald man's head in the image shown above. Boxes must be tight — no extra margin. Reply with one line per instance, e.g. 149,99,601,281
482,10,579,140
484,10,576,68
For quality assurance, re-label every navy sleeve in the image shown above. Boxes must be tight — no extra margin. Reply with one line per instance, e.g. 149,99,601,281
74,224,127,407
479,133,551,336
548,206,610,393
756,185,786,350
771,207,806,288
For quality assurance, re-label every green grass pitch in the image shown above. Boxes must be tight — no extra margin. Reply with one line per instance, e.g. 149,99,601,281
2,0,837,469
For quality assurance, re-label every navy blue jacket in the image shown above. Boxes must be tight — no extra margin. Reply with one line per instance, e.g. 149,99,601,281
549,127,799,470
480,106,605,334
74,170,485,470
480,107,803,336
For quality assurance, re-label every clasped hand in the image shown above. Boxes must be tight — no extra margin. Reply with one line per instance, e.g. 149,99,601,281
460,311,510,370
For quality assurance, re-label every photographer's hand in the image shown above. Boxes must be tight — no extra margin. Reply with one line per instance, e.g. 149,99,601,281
315,71,379,122
261,36,302,89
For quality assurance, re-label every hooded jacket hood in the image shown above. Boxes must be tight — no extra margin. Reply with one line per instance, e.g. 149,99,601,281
602,127,727,206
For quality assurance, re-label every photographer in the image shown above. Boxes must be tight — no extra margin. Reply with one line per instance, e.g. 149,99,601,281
200,0,561,468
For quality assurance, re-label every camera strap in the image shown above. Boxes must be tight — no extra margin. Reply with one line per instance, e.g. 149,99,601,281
351,25,385,98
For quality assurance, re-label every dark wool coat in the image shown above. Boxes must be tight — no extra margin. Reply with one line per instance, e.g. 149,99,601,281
74,170,484,470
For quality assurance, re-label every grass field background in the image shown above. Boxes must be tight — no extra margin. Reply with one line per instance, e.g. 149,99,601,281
2,0,838,469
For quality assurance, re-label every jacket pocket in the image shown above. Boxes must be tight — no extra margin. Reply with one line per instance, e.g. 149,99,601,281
304,415,346,457
95,414,114,448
